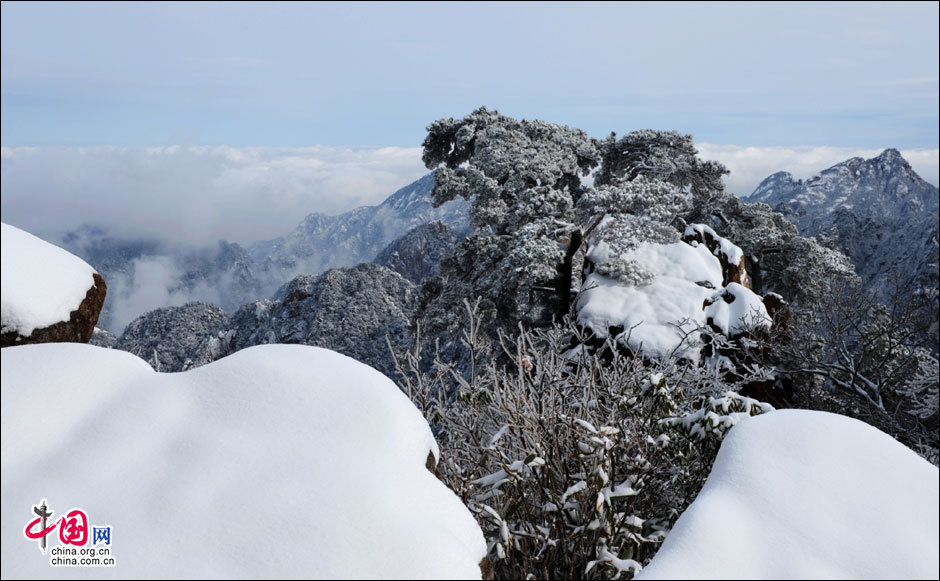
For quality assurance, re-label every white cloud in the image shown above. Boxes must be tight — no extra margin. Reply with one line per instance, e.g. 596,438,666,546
2,144,936,251
0,145,427,245
695,144,940,196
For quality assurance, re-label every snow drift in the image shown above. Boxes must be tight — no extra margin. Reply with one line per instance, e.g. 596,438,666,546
639,409,939,580
1,343,486,579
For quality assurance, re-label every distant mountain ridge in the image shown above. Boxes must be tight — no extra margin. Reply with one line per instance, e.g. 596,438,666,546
744,149,939,298
61,171,469,332
247,171,469,277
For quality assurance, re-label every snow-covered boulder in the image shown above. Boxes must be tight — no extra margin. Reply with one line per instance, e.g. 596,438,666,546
1,343,486,579
639,410,940,580
577,238,723,359
1,222,107,347
704,282,771,338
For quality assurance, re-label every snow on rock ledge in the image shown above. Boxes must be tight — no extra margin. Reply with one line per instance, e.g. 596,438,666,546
683,223,749,288
1,222,107,347
638,409,939,580
1,343,487,579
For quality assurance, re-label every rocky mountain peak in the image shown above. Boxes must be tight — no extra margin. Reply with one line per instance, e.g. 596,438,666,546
743,149,938,301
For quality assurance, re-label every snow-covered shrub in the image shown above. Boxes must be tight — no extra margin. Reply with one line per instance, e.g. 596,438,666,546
391,301,774,580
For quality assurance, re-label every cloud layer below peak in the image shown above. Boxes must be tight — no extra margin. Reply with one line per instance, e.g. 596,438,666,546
2,144,937,248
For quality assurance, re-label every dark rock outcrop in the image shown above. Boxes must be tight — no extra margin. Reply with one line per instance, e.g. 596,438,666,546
1,273,108,347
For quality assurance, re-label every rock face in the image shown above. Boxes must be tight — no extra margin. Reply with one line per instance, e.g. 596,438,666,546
745,149,939,300
1,273,108,347
374,221,464,284
117,302,231,372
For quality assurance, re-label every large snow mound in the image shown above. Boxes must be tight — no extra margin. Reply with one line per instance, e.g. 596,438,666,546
577,241,722,359
639,409,939,580
1,222,98,337
1,343,486,579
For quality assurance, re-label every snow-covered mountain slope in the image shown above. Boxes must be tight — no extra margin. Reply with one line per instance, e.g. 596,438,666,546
59,172,468,334
115,264,416,376
374,220,464,284
58,227,277,333
638,409,939,579
248,171,469,278
117,302,231,371
226,263,416,377
744,149,939,297
1,343,487,579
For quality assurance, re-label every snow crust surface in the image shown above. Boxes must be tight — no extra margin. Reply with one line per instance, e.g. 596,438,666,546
577,241,722,359
1,222,98,336
704,282,771,336
639,409,940,580
684,223,745,265
1,343,486,579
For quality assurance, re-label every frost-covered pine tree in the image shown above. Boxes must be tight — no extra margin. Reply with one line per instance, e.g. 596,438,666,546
419,107,599,335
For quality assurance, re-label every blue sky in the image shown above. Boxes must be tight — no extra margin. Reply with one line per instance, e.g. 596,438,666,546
2,1,938,148
1,2,938,246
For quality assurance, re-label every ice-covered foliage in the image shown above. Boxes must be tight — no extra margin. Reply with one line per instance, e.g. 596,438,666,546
1,222,99,337
639,410,939,580
1,343,487,579
686,193,858,306
423,107,597,219
584,215,680,285
117,302,231,372
420,107,599,333
579,175,691,225
391,309,776,580
374,221,464,284
594,130,727,204
771,281,939,464
661,391,773,441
